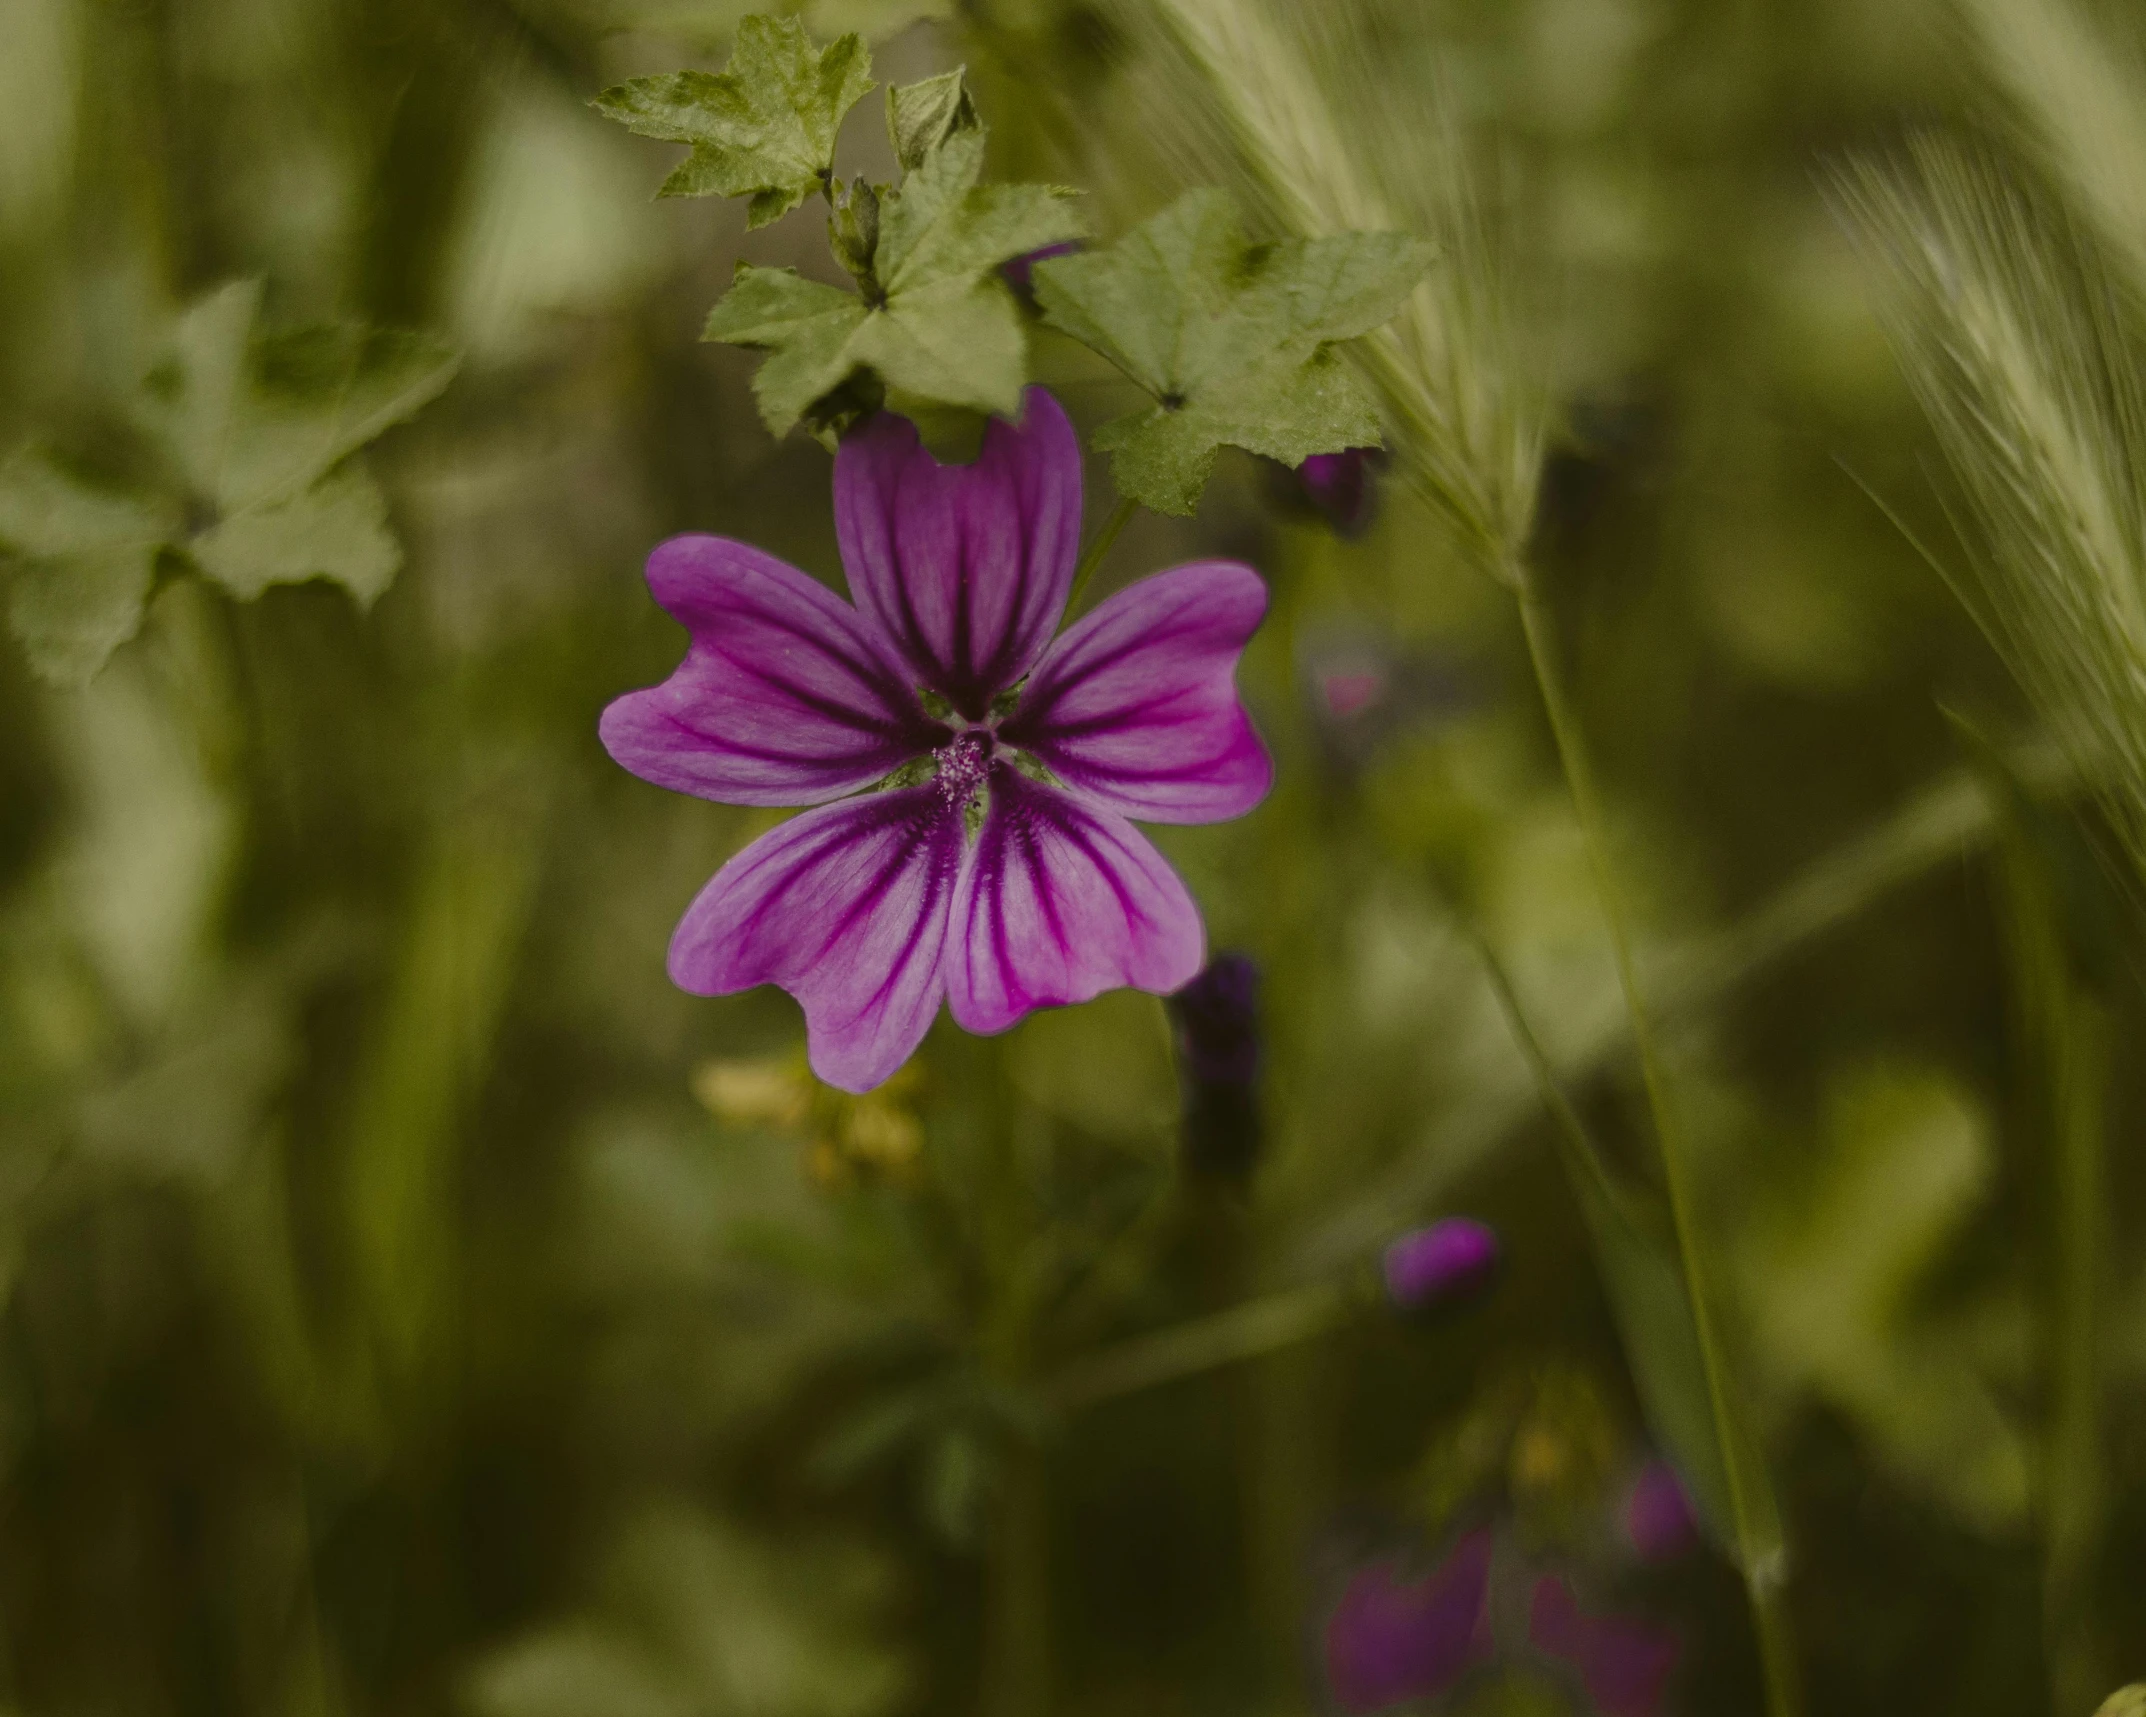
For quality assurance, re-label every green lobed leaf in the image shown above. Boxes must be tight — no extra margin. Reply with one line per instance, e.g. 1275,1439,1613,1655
591,15,873,225
701,131,1082,436
872,130,1080,297
703,265,871,434
1033,187,1433,513
0,448,182,687
217,322,460,512
143,279,262,502
1,282,456,685
886,67,976,174
190,462,401,605
852,278,1027,418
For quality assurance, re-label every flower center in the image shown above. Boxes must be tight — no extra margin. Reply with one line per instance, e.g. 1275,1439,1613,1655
933,731,993,810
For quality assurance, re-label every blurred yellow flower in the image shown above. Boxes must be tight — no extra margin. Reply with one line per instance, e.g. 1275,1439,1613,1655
692,1050,924,1189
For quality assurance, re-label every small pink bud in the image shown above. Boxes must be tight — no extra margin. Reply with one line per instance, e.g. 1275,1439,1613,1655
1623,1459,1700,1562
1382,1219,1501,1310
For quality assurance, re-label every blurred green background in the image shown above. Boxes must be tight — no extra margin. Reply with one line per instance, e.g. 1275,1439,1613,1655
2,0,2145,1713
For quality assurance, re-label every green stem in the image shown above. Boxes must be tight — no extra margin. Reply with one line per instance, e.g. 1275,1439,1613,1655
1044,1281,1350,1411
1066,494,1137,613
1992,794,2110,1715
2048,999,2109,1717
1296,740,2071,1276
979,1436,1052,1717
974,1057,1052,1717
1512,569,1803,1717
1463,918,1618,1205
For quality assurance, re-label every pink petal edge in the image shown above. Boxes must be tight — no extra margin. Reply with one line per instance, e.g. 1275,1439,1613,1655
668,789,965,1092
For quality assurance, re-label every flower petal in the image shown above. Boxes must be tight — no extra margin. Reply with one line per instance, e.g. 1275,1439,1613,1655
669,788,964,1091
601,535,943,807
1323,1531,1496,1714
998,561,1272,823
834,387,1081,719
945,766,1204,1034
1528,1577,1681,1717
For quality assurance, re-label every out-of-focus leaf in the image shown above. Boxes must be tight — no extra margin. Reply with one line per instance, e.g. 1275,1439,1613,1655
0,449,179,687
149,279,261,500
703,131,1081,434
191,462,399,604
214,321,459,510
466,1507,909,1717
592,16,873,224
2095,1687,2146,1717
1740,1063,2030,1532
49,646,236,1024
1033,188,1431,513
2,285,455,684
886,68,976,173
465,1627,691,1717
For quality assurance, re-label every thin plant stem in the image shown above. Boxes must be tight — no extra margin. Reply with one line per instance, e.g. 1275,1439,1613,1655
1296,740,2071,1276
1066,494,1138,613
2048,997,2110,1717
1044,1280,1350,1411
1991,789,2110,1715
980,1437,1052,1717
1461,916,1616,1203
1511,567,1804,1717
972,1060,1069,1717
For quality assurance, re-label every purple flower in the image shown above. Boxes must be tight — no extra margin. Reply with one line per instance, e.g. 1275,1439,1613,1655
1323,1529,1496,1713
1293,447,1385,535
1382,1218,1501,1310
1528,1576,1680,1717
1623,1459,1700,1563
601,388,1272,1092
1002,241,1083,303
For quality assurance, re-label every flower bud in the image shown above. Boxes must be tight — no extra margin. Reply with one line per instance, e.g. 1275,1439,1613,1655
1167,953,1262,1181
1292,446,1385,536
1623,1458,1699,1563
1382,1219,1500,1310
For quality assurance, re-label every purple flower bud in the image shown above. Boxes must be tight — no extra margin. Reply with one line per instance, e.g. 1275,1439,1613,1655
1324,1530,1496,1713
1623,1459,1700,1563
1382,1219,1500,1310
1169,953,1260,1084
1528,1576,1680,1717
1293,447,1385,536
1168,954,1262,1180
1002,241,1084,304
